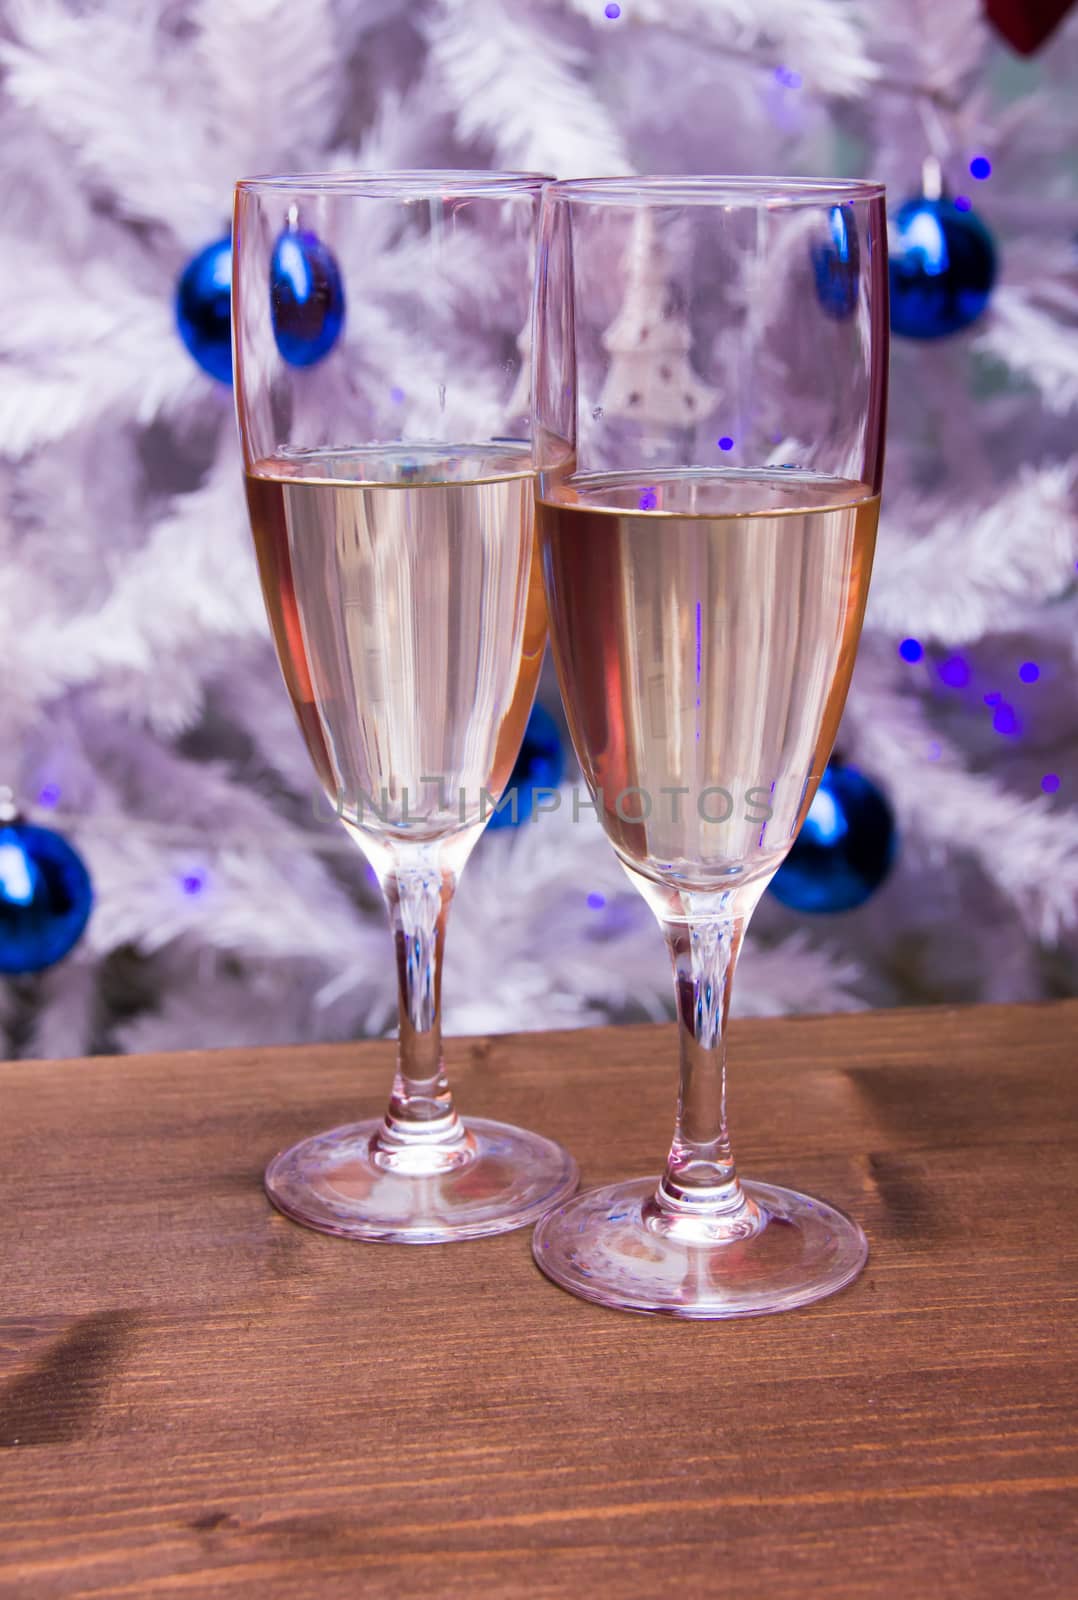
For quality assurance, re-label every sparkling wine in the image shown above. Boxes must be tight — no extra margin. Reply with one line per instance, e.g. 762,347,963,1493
538,469,879,891
246,444,546,843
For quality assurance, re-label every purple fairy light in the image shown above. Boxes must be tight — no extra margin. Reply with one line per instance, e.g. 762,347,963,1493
1018,661,1040,683
180,869,207,896
774,67,802,89
1041,774,1061,794
938,655,970,687
954,195,972,212
969,156,992,180
604,2,621,16
37,783,61,808
898,638,923,663
638,487,658,510
992,702,1021,737
587,892,606,909
717,435,734,451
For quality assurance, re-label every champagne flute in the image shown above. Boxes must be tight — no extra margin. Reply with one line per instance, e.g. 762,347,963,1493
233,172,577,1242
531,177,887,1315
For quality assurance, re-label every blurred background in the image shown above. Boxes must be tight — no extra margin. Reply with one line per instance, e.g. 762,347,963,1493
1,0,1076,1059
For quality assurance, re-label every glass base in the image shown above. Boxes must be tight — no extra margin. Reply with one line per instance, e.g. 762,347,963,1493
265,1116,578,1243
532,1176,867,1318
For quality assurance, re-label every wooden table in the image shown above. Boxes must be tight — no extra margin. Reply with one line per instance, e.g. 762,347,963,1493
1,1002,1076,1598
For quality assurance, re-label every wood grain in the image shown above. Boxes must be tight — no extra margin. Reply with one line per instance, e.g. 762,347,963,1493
1,1002,1076,1599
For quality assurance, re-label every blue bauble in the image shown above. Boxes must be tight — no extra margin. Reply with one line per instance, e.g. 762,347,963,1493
769,765,895,914
487,703,565,830
175,236,233,384
270,226,345,368
889,196,997,340
812,205,860,320
0,820,93,975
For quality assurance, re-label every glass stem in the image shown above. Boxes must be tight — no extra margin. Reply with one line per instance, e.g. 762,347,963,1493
653,907,764,1241
376,854,467,1158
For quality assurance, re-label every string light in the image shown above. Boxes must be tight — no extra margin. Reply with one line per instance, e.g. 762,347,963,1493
899,638,923,663
938,655,970,687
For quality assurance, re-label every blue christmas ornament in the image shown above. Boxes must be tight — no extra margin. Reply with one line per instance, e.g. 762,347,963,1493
0,815,93,975
270,224,345,368
889,196,997,339
175,236,233,384
770,764,895,914
812,205,860,320
487,703,565,830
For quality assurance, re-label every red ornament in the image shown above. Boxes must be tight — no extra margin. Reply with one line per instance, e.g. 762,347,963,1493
983,0,1076,52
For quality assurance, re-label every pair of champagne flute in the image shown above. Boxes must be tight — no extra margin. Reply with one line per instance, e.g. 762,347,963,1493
233,171,887,1320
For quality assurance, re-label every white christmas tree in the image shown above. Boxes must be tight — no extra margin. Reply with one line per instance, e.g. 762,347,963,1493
1,0,1076,1058
598,211,718,426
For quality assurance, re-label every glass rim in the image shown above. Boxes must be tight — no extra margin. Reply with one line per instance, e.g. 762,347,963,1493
235,169,554,199
543,175,886,207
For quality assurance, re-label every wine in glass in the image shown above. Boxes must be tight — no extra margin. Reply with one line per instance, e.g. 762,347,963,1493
531,177,887,1315
233,172,577,1242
